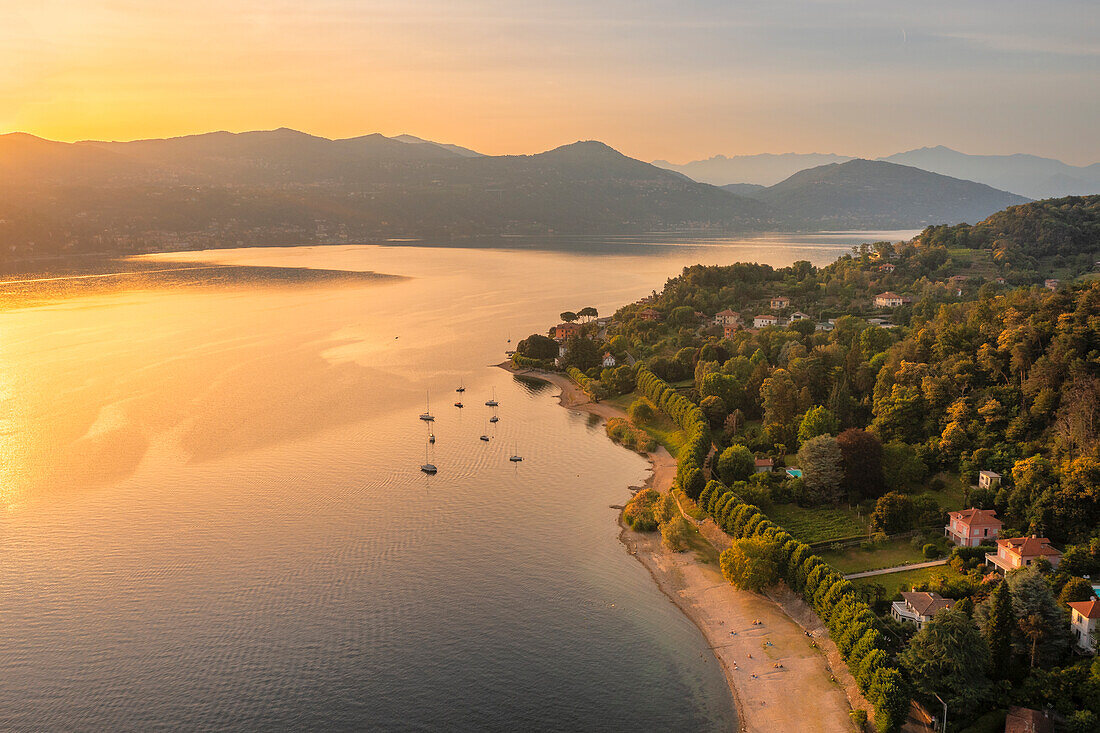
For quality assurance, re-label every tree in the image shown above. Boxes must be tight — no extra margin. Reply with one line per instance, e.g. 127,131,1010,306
516,333,559,360
700,395,728,429
561,336,600,371
900,607,992,713
979,581,1015,677
628,398,655,425
870,492,915,534
719,537,782,592
560,311,578,323
718,445,755,485
1059,576,1096,606
798,434,843,505
1018,613,1047,669
836,428,884,502
881,441,926,492
797,406,838,446
761,368,798,445
577,306,598,322
1006,568,1075,667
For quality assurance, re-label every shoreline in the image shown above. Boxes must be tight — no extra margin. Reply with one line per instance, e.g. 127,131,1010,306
501,362,860,732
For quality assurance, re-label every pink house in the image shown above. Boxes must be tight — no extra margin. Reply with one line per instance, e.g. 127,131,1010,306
945,508,1002,547
986,536,1061,573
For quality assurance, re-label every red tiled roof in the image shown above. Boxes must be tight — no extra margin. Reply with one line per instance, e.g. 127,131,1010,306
1068,599,1100,620
755,314,776,320
1005,707,1053,733
876,291,901,299
948,508,1002,527
900,591,955,617
754,458,773,467
998,536,1061,558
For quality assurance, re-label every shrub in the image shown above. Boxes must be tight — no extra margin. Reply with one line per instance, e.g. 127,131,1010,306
661,515,691,552
922,543,941,559
628,398,656,424
623,489,660,531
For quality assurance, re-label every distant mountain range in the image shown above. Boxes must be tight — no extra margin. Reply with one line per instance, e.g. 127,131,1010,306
742,159,1029,229
655,153,852,187
0,129,1039,261
656,146,1100,200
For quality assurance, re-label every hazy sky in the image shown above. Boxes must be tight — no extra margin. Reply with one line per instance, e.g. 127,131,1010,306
2,0,1097,163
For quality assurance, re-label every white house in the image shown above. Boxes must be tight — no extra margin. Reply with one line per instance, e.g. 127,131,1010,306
978,470,1001,490
1068,599,1099,654
789,311,811,321
753,314,779,328
891,591,955,629
601,352,616,368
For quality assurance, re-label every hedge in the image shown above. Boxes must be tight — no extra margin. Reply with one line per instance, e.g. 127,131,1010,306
511,354,554,370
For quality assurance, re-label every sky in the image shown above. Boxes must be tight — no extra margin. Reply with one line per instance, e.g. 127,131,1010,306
1,0,1098,164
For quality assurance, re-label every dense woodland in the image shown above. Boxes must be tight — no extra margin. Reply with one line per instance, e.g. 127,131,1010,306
516,198,1100,731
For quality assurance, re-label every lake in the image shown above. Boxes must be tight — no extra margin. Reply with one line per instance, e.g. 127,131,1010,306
0,231,917,730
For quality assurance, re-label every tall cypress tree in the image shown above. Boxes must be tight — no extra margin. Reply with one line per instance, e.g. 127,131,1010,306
983,582,1014,677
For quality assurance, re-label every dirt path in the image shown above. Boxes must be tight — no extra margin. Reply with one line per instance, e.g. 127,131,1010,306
844,558,948,580
502,364,857,732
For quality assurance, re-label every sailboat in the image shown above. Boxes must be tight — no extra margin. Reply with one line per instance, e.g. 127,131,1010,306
485,387,498,407
509,441,523,462
420,444,437,474
454,400,463,408
489,415,499,423
419,392,435,422
480,435,490,442
456,382,465,393
429,433,436,444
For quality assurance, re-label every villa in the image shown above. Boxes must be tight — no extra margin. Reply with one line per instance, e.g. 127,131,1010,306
789,311,811,321
753,457,773,474
723,323,740,339
945,508,1002,547
986,536,1062,574
554,322,581,340
873,292,909,308
891,591,955,629
753,314,779,328
601,352,616,368
769,296,790,310
714,308,741,327
639,307,662,322
1068,599,1099,654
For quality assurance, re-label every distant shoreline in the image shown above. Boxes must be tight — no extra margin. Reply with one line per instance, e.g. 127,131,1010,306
499,362,860,732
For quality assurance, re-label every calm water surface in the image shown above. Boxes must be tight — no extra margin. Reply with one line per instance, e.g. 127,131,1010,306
0,232,915,731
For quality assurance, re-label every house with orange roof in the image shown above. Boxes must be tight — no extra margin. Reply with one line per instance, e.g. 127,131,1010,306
1068,598,1100,654
769,296,790,310
945,508,1002,547
873,292,909,308
554,322,581,340
723,323,740,339
753,314,779,328
639,307,661,322
986,536,1062,573
891,591,955,629
714,308,741,327
753,457,773,474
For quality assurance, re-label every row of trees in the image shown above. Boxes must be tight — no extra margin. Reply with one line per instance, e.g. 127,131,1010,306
635,365,709,499
697,480,910,732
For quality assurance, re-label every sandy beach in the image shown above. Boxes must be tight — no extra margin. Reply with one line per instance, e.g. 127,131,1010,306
504,363,864,732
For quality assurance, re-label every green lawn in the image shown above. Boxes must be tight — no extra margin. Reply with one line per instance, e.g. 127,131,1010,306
915,472,968,511
604,392,687,455
817,536,927,574
850,564,962,598
766,504,868,544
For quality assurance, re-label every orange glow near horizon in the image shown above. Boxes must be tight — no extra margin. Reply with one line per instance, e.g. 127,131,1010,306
1,1,1097,164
